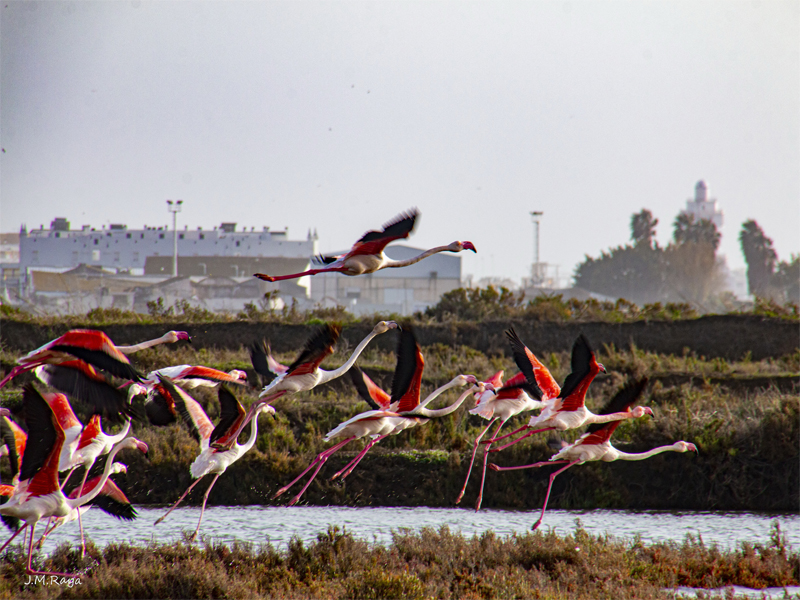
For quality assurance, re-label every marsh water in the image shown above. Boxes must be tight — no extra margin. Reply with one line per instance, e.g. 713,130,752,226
35,505,799,554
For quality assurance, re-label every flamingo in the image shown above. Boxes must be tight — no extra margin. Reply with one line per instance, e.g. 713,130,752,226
455,369,550,511
253,209,476,282
35,463,136,548
218,321,397,449
489,377,696,530
486,331,653,452
0,329,190,389
143,365,248,389
153,376,275,540
0,385,148,577
273,327,481,505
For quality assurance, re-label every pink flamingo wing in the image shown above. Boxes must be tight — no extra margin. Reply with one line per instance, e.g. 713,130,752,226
76,414,103,450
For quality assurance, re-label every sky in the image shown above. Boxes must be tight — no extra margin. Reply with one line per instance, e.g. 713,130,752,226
1,1,798,285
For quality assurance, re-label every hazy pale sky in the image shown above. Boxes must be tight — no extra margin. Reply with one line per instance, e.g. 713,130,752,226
1,1,797,283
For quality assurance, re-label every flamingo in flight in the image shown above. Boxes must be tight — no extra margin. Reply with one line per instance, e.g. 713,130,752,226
219,321,397,448
273,327,481,505
485,331,653,452
252,209,476,282
143,365,248,389
0,329,190,390
154,376,275,540
0,385,148,577
489,377,696,530
35,462,136,549
455,363,557,511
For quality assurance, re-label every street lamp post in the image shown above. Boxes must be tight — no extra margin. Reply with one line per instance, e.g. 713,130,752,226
166,200,183,277
530,211,543,286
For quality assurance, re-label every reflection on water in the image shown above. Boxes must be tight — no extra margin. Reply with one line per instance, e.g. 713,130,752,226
35,506,799,555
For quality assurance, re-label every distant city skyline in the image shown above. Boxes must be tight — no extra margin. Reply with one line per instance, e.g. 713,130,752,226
2,2,797,283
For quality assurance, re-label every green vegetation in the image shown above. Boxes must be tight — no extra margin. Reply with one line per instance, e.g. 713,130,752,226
0,522,796,599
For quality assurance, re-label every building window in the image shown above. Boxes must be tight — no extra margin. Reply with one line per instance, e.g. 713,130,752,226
126,233,131,239
236,241,240,247
179,233,184,239
159,233,165,239
94,239,99,245
92,250,100,261
199,234,204,240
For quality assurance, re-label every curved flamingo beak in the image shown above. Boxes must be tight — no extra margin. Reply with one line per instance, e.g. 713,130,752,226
176,331,192,343
597,362,607,374
136,440,150,456
687,443,698,453
462,241,476,253
643,407,654,418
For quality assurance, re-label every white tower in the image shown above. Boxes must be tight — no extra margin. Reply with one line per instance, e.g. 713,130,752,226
682,180,723,229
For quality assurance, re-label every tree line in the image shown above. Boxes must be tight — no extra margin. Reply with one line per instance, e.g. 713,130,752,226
573,210,798,310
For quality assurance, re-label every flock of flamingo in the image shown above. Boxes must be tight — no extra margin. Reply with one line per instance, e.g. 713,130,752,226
0,209,696,579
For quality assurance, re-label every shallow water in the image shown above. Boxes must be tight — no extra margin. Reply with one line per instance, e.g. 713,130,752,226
33,505,799,555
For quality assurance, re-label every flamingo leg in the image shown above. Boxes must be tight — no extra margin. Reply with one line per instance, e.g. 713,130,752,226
154,475,206,526
273,437,355,499
59,466,77,490
481,423,528,445
254,266,345,283
490,459,570,472
0,523,27,555
532,461,580,531
75,468,91,558
475,418,509,511
330,435,387,482
455,418,497,505
190,473,220,542
489,427,555,453
25,522,74,578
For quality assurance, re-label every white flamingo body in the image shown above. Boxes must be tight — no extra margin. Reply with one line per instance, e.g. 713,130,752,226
144,365,246,389
319,242,475,277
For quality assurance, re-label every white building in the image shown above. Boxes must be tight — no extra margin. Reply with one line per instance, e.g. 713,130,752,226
682,180,723,229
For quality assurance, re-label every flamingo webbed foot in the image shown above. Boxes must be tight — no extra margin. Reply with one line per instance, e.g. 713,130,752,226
272,486,290,499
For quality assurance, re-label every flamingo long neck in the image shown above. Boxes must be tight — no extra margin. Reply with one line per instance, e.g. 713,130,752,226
106,420,131,446
318,330,381,384
414,386,476,418
613,442,687,461
417,378,469,410
588,410,636,425
117,334,171,355
383,245,453,269
236,411,262,453
67,440,129,508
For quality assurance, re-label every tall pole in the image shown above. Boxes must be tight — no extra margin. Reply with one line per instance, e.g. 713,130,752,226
530,211,543,286
167,200,183,277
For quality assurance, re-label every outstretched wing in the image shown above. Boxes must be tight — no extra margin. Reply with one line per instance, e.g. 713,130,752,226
45,329,143,382
249,340,279,386
0,417,20,480
144,383,177,426
390,328,425,413
37,361,136,422
350,367,391,410
346,209,419,258
504,329,545,401
286,324,341,376
312,254,340,265
557,335,600,412
20,385,64,498
208,386,247,451
158,376,214,444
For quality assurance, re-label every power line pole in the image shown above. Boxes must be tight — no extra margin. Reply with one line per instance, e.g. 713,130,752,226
166,200,183,277
530,211,543,286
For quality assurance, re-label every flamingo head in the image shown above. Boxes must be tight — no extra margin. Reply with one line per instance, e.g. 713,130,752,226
0,408,9,418
596,361,607,374
126,382,148,399
676,441,698,453
373,321,399,334
454,374,478,387
110,462,128,476
229,369,248,382
175,331,192,343
119,437,149,457
632,406,654,418
257,404,276,417
449,241,477,253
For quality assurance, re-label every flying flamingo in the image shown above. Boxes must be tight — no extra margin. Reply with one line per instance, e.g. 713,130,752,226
273,327,481,505
0,385,148,577
218,321,397,448
485,331,653,452
489,377,696,530
143,365,248,389
252,209,476,282
0,329,190,389
456,368,553,511
154,377,275,540
35,462,136,548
